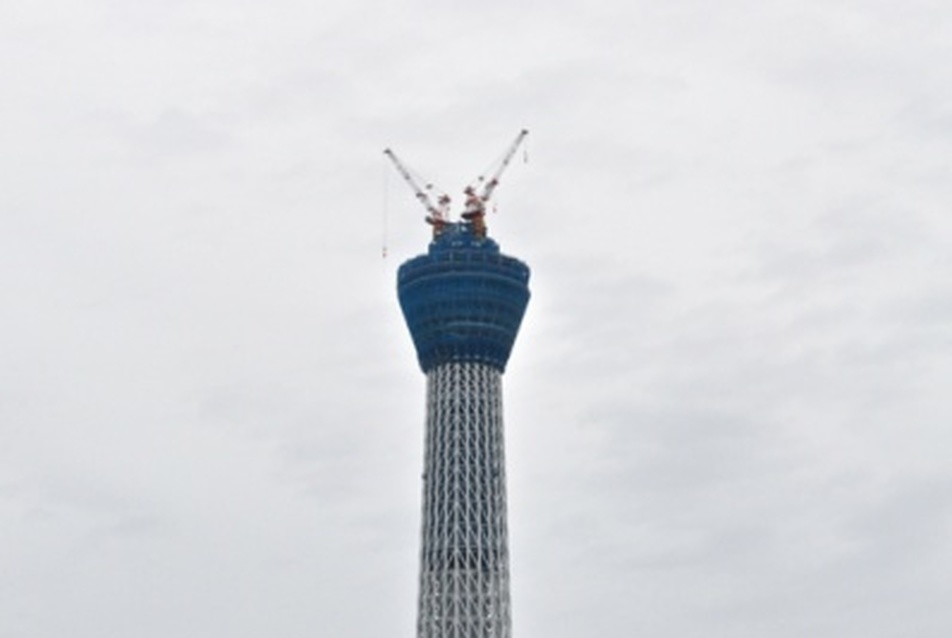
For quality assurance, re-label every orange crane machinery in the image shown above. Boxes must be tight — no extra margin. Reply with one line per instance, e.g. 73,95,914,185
462,129,529,237
384,148,451,236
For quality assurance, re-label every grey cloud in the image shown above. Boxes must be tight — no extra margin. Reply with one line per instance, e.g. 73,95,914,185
3,1,951,637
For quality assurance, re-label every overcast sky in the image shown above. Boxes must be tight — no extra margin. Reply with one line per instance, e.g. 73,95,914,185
2,1,951,637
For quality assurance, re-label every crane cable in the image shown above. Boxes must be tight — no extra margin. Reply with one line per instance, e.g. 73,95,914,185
382,155,390,258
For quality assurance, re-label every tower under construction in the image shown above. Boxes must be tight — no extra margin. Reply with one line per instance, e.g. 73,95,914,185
389,131,530,638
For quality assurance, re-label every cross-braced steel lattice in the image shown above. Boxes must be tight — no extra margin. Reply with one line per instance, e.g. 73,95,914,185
418,362,511,638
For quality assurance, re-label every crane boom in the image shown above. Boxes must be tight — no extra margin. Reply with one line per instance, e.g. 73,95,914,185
461,129,529,238
383,148,447,220
475,128,529,202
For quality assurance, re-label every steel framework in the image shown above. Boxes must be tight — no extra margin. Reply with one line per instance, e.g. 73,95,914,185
418,362,510,638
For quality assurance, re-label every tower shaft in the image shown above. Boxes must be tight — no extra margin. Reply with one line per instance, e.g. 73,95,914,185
418,362,511,638
398,221,529,638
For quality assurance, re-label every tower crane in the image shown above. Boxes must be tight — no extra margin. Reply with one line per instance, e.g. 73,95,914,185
462,129,529,237
384,148,451,234
384,129,528,240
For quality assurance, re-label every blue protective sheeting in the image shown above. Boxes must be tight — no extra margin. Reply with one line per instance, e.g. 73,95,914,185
397,223,531,373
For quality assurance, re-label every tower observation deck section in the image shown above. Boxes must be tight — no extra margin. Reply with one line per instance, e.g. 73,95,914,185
398,221,530,638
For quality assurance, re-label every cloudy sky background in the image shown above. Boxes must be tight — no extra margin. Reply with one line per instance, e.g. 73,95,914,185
2,1,951,636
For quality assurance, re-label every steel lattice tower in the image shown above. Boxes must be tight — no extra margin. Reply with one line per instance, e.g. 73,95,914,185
398,221,530,638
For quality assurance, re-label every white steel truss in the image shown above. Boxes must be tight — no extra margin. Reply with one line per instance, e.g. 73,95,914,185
418,362,511,638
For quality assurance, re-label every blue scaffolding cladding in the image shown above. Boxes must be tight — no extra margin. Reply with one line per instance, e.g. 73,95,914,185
397,223,531,373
